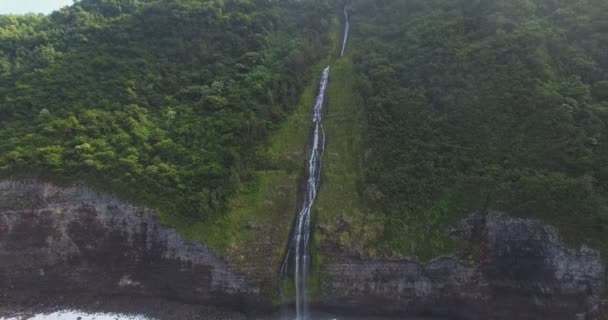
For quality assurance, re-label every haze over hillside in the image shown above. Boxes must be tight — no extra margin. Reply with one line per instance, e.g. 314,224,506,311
0,0,606,319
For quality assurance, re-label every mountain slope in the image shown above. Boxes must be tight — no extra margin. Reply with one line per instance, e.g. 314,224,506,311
345,0,608,259
0,0,333,231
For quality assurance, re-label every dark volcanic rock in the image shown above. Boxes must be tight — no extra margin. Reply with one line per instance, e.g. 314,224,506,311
0,180,265,314
0,180,604,319
319,212,604,320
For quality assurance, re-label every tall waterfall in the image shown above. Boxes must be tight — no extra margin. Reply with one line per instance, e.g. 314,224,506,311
281,7,350,320
340,7,349,57
281,66,330,320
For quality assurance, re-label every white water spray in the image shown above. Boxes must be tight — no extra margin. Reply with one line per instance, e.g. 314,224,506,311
340,7,349,57
281,66,330,320
281,6,350,320
1,310,151,320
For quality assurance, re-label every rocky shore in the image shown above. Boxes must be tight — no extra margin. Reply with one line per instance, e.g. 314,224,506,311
318,213,604,319
0,180,604,319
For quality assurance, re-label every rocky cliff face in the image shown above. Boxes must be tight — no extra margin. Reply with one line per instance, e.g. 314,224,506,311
0,180,604,319
318,213,605,319
0,179,264,315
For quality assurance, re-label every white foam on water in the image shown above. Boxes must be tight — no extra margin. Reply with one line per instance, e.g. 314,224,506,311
1,310,153,320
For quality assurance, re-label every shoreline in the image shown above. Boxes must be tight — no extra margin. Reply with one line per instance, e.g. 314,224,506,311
0,295,248,320
1,296,442,320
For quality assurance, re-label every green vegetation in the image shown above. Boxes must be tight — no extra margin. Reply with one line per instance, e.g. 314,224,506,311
190,61,330,256
0,0,334,232
2,0,607,272
239,18,344,301
313,56,381,257
347,0,608,259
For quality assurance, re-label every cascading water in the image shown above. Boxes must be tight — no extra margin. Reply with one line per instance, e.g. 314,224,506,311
340,7,349,57
281,66,330,320
281,7,349,320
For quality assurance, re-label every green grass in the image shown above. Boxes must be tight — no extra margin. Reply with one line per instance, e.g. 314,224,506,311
312,56,383,257
308,51,386,300
310,27,458,266
266,64,331,167
187,171,297,254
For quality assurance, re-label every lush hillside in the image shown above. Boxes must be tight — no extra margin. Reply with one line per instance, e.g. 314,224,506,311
2,0,607,265
347,0,608,259
0,0,334,227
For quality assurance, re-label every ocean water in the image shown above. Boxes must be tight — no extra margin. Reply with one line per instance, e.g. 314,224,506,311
0,310,151,320
0,308,439,320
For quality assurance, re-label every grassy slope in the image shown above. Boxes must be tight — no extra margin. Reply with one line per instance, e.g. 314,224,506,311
313,55,381,255
311,13,463,266
307,17,395,297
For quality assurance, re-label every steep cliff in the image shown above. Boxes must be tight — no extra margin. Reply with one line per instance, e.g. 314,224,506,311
0,180,604,319
318,213,604,319
0,179,265,315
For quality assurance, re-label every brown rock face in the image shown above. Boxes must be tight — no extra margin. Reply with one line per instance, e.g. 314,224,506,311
0,180,265,314
0,180,604,319
318,213,604,319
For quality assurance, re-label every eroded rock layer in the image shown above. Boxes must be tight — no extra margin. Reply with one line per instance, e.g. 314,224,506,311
319,213,604,319
0,180,264,314
0,180,604,319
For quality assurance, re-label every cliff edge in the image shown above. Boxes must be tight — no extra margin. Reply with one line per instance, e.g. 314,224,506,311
0,180,604,319
0,179,265,316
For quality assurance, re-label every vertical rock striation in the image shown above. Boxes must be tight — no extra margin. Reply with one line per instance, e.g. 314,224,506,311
0,179,264,313
319,212,604,320
0,180,604,319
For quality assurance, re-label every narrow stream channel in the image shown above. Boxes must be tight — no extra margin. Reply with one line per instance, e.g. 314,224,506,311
280,6,350,320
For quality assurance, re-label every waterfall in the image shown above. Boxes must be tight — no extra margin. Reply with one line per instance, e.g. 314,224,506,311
281,7,350,320
340,7,349,57
281,66,330,320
